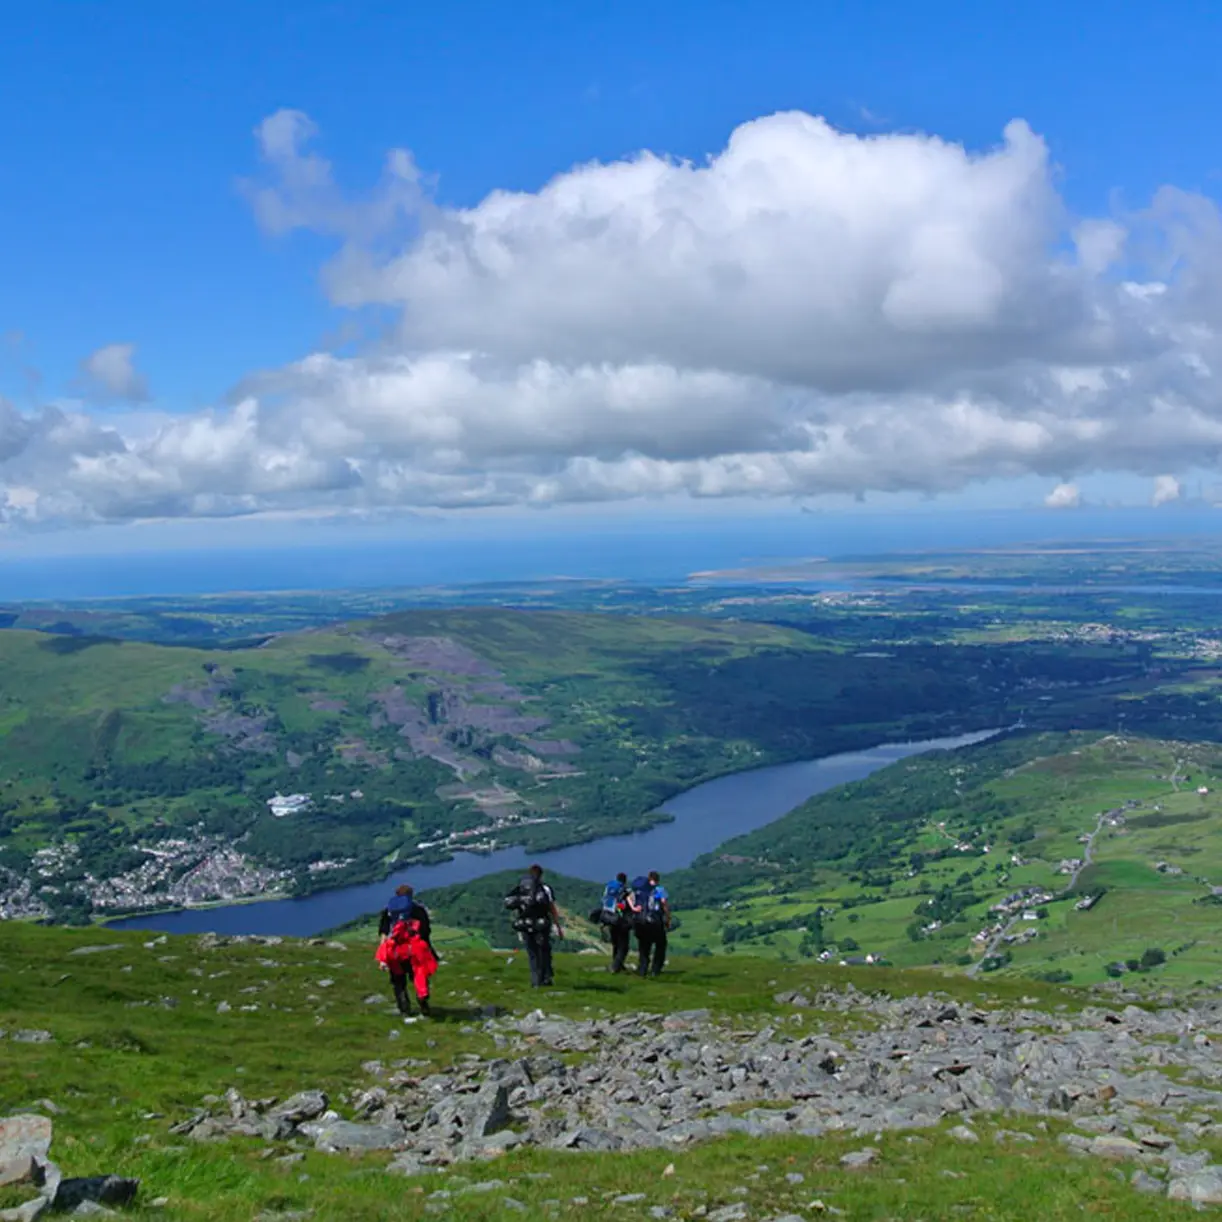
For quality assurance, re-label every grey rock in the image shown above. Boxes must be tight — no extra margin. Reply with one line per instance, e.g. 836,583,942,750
1168,1150,1213,1176
10,1033,52,1045
0,1116,53,1168
270,1091,328,1123
0,1202,47,1222
386,1153,433,1177
1136,1131,1174,1151
1131,1170,1166,1195
840,1148,878,1168
1168,1167,1222,1207
1089,1135,1143,1161
558,1126,624,1152
469,1083,511,1137
708,1206,748,1222
301,1120,403,1154
460,1180,506,1193
0,1156,42,1190
68,945,124,957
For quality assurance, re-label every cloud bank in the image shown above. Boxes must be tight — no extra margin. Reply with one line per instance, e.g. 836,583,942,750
6,110,1222,525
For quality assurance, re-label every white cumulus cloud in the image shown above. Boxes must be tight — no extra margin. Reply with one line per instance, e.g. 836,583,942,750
7,110,1222,527
77,343,149,403
1044,482,1082,509
1152,474,1183,506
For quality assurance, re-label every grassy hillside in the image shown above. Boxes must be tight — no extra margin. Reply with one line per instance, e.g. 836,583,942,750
652,731,1222,986
0,606,1043,922
2,922,1206,1222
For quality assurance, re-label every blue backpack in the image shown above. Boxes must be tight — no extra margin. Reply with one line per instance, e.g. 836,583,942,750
600,879,627,923
631,877,663,927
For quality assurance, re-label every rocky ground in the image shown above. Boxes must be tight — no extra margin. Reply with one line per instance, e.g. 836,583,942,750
166,983,1222,1212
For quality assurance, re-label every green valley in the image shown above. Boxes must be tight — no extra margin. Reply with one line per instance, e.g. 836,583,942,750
4,577,1222,998
0,606,1044,923
657,731,1222,987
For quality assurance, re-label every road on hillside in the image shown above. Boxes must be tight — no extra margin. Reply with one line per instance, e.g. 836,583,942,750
967,808,1108,977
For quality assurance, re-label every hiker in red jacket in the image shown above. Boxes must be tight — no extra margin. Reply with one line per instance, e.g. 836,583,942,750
375,906,438,1019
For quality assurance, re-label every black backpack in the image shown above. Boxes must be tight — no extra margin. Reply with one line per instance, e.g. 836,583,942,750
506,874,550,926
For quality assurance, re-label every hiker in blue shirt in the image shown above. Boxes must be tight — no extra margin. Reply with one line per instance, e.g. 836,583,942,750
630,870,672,977
601,872,632,973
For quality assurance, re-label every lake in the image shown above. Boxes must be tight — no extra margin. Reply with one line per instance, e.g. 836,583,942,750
108,728,997,937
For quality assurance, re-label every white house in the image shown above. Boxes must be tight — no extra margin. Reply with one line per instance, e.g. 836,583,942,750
268,792,312,818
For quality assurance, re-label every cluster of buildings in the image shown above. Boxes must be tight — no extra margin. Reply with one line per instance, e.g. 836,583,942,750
971,885,1056,949
84,838,291,911
0,828,296,916
816,948,884,966
413,809,557,856
990,885,1055,917
0,861,51,920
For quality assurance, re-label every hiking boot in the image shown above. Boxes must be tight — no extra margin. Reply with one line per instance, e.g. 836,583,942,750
418,996,431,1017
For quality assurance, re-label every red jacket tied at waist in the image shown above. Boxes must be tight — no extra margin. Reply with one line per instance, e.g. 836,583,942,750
375,918,438,996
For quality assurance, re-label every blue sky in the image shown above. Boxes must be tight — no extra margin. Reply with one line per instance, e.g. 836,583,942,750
2,1,1222,556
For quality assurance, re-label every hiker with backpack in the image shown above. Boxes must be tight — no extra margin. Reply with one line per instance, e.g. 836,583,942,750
630,870,672,977
378,884,435,949
599,872,632,973
375,885,438,1018
504,863,563,987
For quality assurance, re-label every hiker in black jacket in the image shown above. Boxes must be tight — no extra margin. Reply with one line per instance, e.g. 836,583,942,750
505,864,563,987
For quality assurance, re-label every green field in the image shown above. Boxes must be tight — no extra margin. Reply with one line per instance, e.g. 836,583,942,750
640,732,1222,988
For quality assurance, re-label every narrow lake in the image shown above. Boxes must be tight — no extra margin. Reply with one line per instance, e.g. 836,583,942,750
109,728,997,937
